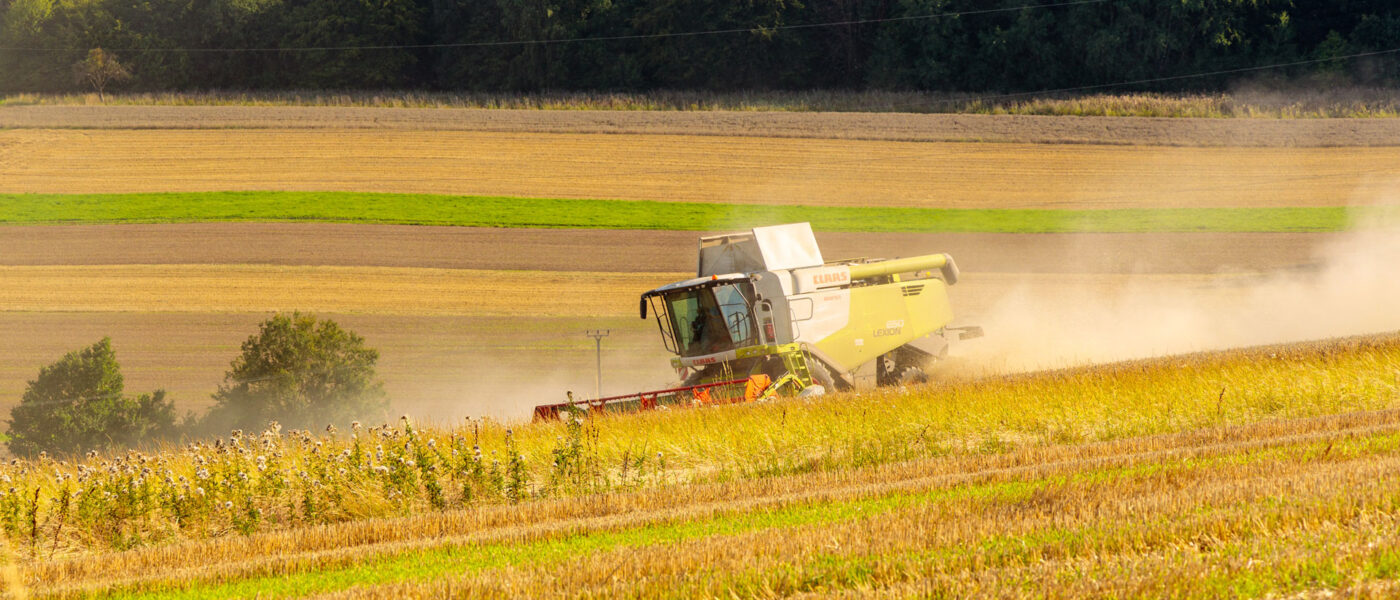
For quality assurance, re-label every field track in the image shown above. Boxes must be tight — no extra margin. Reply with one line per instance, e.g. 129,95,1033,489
3,129,1397,208
6,105,1400,147
0,224,1336,273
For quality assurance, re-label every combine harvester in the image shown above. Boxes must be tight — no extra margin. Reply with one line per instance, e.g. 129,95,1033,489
535,223,980,419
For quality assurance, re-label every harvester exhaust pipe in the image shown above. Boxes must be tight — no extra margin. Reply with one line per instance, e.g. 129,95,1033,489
848,253,959,285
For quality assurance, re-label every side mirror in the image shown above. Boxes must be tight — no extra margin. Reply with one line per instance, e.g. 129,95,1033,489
640,298,648,320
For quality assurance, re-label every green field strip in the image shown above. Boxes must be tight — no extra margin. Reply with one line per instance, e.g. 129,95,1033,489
97,428,1397,600
696,437,1400,598
716,502,1400,599
0,192,1361,233
104,479,1033,599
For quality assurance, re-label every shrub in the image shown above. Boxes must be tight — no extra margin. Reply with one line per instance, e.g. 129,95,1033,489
201,313,388,432
6,338,176,457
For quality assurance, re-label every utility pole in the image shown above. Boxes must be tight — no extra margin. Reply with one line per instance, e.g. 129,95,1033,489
586,329,610,399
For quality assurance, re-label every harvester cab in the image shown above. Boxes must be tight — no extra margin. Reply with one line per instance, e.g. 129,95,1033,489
641,222,977,392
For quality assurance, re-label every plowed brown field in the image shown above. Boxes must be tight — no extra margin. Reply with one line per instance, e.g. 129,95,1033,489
3,128,1397,208
0,223,1334,273
7,105,1400,147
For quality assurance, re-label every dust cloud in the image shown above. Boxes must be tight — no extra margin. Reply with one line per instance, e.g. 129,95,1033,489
389,347,676,426
953,204,1400,374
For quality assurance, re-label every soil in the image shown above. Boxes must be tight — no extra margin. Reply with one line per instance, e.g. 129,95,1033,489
0,223,1340,274
5,105,1400,147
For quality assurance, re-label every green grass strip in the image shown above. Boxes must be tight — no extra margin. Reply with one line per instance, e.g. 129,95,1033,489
0,192,1359,233
110,483,1023,599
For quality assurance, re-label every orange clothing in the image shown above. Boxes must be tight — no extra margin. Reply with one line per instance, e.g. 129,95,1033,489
744,374,773,402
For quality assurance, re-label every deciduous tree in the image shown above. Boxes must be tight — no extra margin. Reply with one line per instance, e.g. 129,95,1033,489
7,338,177,457
203,313,388,432
72,48,132,101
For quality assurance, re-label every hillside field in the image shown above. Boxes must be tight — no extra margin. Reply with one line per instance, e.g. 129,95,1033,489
0,105,1395,598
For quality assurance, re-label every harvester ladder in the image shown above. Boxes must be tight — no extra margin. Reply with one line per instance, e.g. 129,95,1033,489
781,346,816,388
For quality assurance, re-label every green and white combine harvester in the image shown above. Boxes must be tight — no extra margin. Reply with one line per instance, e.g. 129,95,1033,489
534,223,980,420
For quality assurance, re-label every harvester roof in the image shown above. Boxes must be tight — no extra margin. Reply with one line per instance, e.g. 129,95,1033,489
641,273,749,298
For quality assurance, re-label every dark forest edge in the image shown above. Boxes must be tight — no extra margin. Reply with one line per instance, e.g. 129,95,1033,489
0,192,1361,233
1,0,1398,95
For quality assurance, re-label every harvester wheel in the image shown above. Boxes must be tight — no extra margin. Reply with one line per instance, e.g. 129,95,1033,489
808,359,839,390
899,366,929,385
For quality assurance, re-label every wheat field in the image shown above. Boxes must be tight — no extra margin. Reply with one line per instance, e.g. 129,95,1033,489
3,129,1397,209
0,265,682,318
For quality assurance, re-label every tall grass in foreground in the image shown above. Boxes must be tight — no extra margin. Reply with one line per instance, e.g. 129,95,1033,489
35,402,1400,598
0,334,1395,561
4,88,1400,117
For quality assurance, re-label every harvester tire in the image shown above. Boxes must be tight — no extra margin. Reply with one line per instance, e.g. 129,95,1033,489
808,359,839,391
899,366,929,385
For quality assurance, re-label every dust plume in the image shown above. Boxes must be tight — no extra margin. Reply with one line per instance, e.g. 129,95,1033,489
954,203,1400,374
389,347,676,426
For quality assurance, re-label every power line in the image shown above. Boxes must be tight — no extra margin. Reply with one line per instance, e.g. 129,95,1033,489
0,0,1111,53
8,373,294,410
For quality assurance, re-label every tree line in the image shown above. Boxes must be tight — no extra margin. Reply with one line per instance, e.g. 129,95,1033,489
6,314,388,457
2,0,1398,94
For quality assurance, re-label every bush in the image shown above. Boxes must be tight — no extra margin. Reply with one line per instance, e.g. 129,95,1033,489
6,338,176,457
202,313,388,432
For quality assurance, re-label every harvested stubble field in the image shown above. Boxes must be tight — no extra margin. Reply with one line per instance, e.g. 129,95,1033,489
3,129,1397,209
3,334,1400,599
0,261,690,420
0,265,675,317
0,312,673,425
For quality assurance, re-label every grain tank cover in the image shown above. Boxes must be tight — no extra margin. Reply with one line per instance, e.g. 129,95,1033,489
698,222,824,277
697,232,762,277
754,222,824,271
